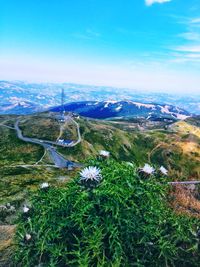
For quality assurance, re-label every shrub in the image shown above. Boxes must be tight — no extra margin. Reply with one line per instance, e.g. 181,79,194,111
15,159,200,266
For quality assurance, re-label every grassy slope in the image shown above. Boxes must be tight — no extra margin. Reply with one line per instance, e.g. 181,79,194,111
0,117,76,217
0,126,43,166
0,113,200,263
57,117,155,163
19,114,78,142
58,117,200,178
19,115,60,141
0,114,199,217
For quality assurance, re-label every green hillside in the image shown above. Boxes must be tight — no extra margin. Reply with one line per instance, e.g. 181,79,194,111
0,113,200,265
0,113,199,219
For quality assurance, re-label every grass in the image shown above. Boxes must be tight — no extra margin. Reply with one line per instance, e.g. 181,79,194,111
0,113,199,222
0,126,43,166
0,113,199,265
0,119,77,223
14,158,200,267
19,114,78,142
19,115,60,141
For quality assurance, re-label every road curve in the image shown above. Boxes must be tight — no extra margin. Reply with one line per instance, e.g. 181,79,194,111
14,119,80,169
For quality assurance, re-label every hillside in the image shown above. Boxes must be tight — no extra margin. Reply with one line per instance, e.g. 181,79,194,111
50,100,190,120
0,112,200,265
0,113,199,212
1,81,200,115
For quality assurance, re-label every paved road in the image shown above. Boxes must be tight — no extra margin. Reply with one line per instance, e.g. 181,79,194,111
0,122,14,130
69,116,81,146
55,115,81,147
14,119,80,169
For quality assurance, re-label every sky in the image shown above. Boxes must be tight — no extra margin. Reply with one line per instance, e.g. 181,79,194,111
0,0,200,94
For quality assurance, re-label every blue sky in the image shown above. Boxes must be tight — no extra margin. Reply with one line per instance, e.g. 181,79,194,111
1,0,200,93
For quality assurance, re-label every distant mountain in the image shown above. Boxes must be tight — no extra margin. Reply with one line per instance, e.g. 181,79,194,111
0,81,199,115
50,101,191,120
0,79,191,119
0,101,42,115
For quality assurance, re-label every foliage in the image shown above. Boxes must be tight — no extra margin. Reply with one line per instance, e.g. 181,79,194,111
15,158,200,267
0,127,43,166
19,116,60,142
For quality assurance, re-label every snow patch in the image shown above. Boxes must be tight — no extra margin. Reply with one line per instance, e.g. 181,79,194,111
159,105,189,120
115,105,122,111
132,102,156,109
146,115,152,120
175,114,190,120
104,101,118,108
159,105,171,114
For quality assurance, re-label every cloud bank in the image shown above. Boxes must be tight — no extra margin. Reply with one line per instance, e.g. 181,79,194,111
145,0,171,6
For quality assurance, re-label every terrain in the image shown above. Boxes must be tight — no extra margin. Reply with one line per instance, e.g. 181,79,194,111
50,100,190,120
1,80,200,115
0,112,199,210
0,111,200,265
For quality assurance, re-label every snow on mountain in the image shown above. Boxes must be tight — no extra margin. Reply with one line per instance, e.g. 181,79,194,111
132,102,156,110
115,105,122,111
104,101,118,108
50,100,191,120
0,99,43,115
0,81,198,115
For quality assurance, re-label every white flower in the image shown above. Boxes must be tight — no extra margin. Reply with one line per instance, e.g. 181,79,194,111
25,234,32,241
40,182,49,189
99,150,110,157
80,166,102,182
23,205,30,213
141,164,155,174
159,166,168,175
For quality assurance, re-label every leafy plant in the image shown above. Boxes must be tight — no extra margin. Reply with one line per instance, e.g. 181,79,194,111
15,158,200,266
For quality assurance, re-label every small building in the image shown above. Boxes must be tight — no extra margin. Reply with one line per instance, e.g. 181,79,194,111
57,139,74,146
56,114,65,123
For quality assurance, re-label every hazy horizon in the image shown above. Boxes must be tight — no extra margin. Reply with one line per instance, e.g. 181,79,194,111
1,79,200,97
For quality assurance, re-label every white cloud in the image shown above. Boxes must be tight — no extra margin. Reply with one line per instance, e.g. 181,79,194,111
179,32,200,41
170,52,200,64
191,17,200,24
171,16,200,64
174,45,200,53
145,0,171,6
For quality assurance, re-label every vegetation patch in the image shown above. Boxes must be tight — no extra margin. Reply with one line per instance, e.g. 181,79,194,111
15,158,200,267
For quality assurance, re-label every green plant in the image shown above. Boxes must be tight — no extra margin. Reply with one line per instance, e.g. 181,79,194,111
15,158,200,266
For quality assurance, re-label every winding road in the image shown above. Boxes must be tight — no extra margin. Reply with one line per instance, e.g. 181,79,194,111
14,119,81,169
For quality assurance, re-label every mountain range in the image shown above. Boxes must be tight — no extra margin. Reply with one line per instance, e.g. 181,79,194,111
0,101,41,115
50,101,190,120
1,80,199,115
